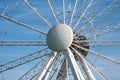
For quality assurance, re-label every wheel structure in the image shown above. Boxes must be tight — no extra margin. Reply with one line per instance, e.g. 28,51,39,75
0,0,120,80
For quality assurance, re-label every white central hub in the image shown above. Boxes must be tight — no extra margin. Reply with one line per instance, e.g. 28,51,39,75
47,24,73,52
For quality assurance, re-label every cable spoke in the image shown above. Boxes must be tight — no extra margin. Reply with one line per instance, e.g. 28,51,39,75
90,8,120,35
72,43,120,65
82,20,120,35
79,0,119,34
2,0,22,15
100,66,120,72
0,48,49,73
0,40,46,46
18,54,51,80
64,0,72,25
73,0,93,30
24,0,52,28
74,40,120,46
69,0,78,26
71,47,107,80
48,0,62,24
0,14,47,35
63,0,65,24
91,0,117,20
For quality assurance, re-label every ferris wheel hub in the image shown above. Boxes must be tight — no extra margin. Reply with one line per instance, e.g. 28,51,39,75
47,24,73,52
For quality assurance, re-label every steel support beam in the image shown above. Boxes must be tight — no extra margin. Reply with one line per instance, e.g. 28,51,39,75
65,48,85,80
0,40,46,46
71,47,96,80
36,52,57,80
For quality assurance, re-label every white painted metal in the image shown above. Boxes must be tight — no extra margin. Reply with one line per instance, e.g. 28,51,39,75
36,52,57,80
73,0,93,30
63,0,66,24
71,46,107,80
1,0,120,80
24,0,52,28
73,43,120,65
51,54,65,80
0,48,49,73
71,47,96,80
43,64,53,80
47,24,73,51
0,40,46,46
65,48,85,80
48,0,58,24
69,0,78,26
0,15,47,35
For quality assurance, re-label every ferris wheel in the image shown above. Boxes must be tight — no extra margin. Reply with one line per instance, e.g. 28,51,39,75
0,0,120,80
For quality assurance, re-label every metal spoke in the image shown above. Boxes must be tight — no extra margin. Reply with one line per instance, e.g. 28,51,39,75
73,0,93,30
2,0,22,15
65,0,72,25
36,52,58,80
82,20,120,37
78,0,103,33
0,15,47,35
63,0,65,24
71,47,96,80
73,40,120,46
100,66,120,72
91,0,117,20
48,0,61,24
79,0,119,34
50,54,65,80
56,59,68,80
18,55,50,80
90,7,120,35
24,0,52,28
71,47,107,80
73,44,120,65
65,48,85,80
0,48,49,73
69,0,78,26
0,40,47,46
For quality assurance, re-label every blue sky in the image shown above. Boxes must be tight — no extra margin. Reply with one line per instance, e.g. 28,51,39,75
0,0,120,80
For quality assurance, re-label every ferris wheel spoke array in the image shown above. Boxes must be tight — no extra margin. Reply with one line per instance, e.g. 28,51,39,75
79,0,120,34
48,0,61,24
0,0,120,80
89,7,120,34
73,44,120,65
91,0,118,20
71,47,96,80
48,0,59,24
82,20,120,37
73,0,93,30
71,47,107,80
49,54,65,80
18,54,51,80
0,40,47,46
0,14,47,35
24,0,52,28
0,48,49,73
